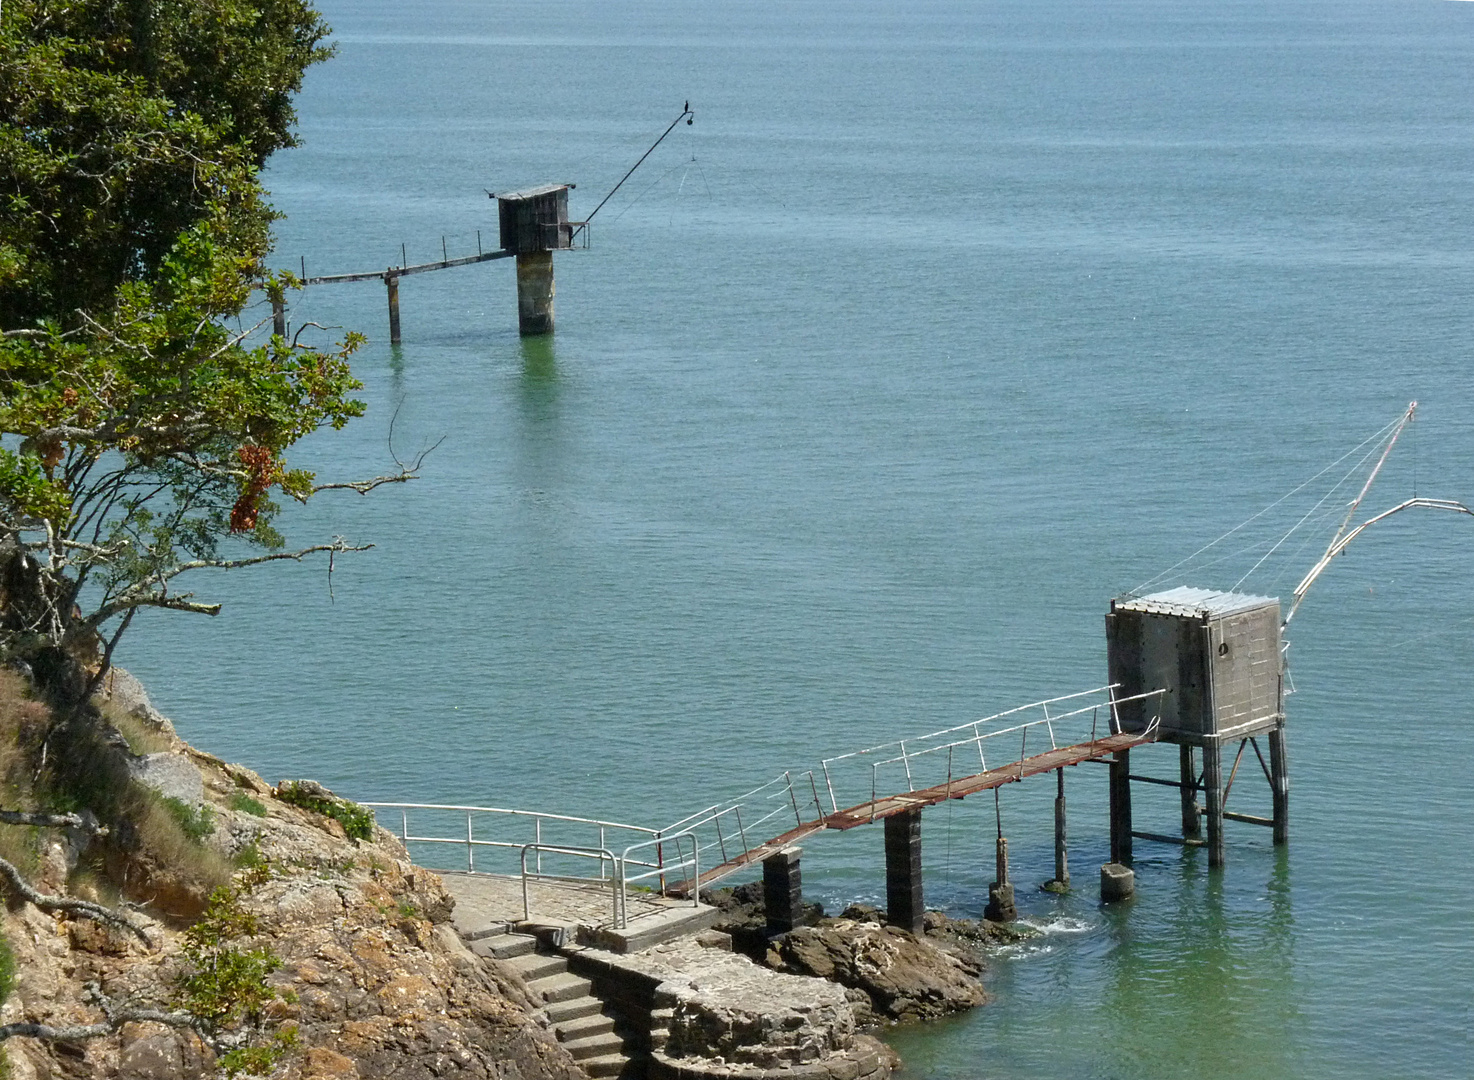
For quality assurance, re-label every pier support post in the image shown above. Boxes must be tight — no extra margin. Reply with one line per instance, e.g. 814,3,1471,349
763,846,804,935
1180,745,1200,839
386,273,402,345
1100,862,1135,903
1268,722,1289,846
1203,740,1225,868
1053,768,1070,888
516,250,555,335
985,836,1017,921
1108,749,1132,864
883,809,924,934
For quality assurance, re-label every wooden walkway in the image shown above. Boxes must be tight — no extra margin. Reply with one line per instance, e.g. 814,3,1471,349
669,730,1151,895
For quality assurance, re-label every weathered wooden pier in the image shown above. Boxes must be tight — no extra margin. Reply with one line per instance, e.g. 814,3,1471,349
274,105,696,345
363,577,1296,940
277,184,585,343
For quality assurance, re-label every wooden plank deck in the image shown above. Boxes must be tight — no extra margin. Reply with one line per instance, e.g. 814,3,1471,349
825,731,1150,828
670,731,1152,895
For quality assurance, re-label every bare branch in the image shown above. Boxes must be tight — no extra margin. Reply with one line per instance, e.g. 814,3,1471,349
0,810,108,835
0,856,151,943
290,320,341,348
1,329,47,339
0,984,198,1043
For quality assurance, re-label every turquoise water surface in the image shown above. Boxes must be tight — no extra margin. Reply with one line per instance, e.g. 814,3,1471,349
122,2,1474,1077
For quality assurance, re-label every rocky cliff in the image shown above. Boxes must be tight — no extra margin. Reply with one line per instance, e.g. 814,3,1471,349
0,668,583,1080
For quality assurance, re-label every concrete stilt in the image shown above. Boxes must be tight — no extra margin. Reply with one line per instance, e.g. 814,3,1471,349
1179,745,1200,838
1108,749,1132,865
1203,740,1225,868
763,846,804,935
386,273,402,345
883,809,923,934
516,250,555,335
1053,768,1069,888
1100,862,1135,903
985,835,1017,921
1268,722,1289,846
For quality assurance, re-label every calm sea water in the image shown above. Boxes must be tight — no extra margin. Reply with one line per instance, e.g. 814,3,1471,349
122,2,1474,1077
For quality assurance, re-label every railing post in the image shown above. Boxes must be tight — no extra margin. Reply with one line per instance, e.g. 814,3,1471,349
734,806,749,856
821,761,839,814
400,809,408,842
786,771,802,827
974,723,986,770
807,772,824,823
600,825,607,879
714,813,729,864
466,811,475,872
870,763,878,823
901,742,914,791
521,847,531,921
946,746,954,801
535,817,542,875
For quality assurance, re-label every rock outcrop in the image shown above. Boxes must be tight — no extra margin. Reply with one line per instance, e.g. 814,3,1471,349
0,669,584,1080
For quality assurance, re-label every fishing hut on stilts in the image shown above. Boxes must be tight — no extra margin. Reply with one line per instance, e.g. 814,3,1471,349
273,105,694,343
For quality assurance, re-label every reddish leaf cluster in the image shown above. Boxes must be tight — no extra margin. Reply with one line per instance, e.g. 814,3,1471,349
229,444,281,534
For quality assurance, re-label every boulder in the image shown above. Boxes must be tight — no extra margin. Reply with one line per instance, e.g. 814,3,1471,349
764,917,985,1024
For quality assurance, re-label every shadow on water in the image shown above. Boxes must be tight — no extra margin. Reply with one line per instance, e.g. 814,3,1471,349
518,333,559,415
387,343,406,390
1095,849,1301,1079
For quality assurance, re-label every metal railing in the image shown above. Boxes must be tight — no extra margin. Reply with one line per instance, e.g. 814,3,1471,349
816,684,1168,821
520,844,619,926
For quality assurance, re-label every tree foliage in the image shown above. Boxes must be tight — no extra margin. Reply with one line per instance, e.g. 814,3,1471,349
0,1,415,699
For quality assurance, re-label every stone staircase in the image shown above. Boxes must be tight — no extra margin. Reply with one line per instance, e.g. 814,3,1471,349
473,932,635,1078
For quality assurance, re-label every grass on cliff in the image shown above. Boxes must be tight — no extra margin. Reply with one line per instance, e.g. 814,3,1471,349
0,668,230,901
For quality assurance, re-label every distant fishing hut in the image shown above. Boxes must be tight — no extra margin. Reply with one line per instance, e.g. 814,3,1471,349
1106,587,1289,867
494,184,579,336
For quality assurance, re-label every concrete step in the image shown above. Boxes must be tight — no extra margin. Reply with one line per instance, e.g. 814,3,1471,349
544,996,603,1024
507,952,568,981
531,972,593,1003
554,1011,615,1042
563,1031,625,1061
579,1051,630,1077
471,933,537,960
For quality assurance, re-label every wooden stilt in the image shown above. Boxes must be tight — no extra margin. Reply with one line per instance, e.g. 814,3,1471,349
1268,722,1289,846
1054,768,1069,887
1109,749,1132,864
1179,745,1200,838
386,273,402,345
1202,740,1225,868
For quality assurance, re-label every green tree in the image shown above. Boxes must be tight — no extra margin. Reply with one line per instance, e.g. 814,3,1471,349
0,0,421,705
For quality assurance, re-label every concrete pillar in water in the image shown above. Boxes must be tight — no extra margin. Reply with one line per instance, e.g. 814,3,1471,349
985,835,1016,921
516,250,555,335
1100,862,1135,903
1108,749,1132,864
1203,740,1225,868
883,809,923,934
1269,722,1289,846
763,846,804,935
1180,745,1200,838
386,273,402,345
1054,768,1070,888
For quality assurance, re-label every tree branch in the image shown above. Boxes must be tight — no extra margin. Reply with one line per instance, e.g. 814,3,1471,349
0,810,108,834
0,856,151,943
0,983,198,1043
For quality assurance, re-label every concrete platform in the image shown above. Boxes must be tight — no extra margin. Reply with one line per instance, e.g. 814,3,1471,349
441,872,720,951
